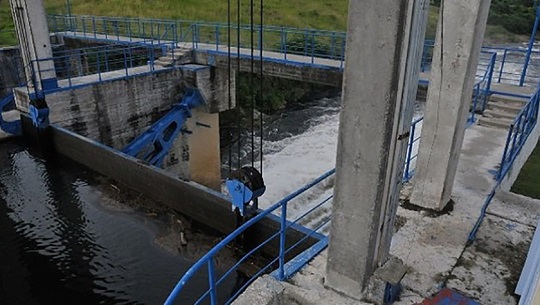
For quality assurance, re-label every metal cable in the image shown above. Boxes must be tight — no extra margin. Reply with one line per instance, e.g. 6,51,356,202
236,0,241,169
250,0,255,168
259,0,264,174
227,0,233,174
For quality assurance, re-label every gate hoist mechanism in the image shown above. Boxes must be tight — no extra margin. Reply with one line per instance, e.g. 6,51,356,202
226,166,266,217
122,88,205,167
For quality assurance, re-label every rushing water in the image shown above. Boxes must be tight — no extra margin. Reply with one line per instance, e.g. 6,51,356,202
222,95,426,232
0,138,236,305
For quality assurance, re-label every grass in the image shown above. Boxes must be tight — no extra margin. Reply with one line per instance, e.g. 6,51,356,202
0,1,525,47
511,141,540,199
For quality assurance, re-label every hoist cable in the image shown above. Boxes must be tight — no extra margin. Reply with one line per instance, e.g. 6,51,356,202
236,0,241,170
259,0,264,174
250,0,255,168
227,0,232,175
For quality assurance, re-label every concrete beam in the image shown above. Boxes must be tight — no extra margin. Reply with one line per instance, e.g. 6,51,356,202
325,0,427,301
411,0,492,210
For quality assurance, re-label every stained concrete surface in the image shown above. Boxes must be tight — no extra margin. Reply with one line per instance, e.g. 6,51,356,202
235,122,539,304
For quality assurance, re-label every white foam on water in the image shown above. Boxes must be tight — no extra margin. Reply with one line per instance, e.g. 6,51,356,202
256,103,424,231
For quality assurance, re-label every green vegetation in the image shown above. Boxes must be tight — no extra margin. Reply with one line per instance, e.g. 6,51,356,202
1,0,536,47
511,142,540,199
431,0,535,43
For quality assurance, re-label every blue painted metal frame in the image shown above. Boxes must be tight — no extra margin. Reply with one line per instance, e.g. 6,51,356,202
497,86,540,181
122,88,205,167
164,168,335,305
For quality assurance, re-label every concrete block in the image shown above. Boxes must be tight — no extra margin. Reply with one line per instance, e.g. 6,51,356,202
364,257,407,305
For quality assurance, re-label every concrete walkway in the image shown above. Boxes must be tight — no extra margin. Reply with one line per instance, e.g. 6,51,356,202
234,122,540,305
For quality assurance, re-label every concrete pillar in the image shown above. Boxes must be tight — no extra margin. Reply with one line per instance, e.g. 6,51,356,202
326,0,428,301
165,109,221,191
9,0,57,91
410,0,492,210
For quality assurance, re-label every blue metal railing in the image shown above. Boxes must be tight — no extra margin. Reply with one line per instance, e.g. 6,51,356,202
48,15,347,69
164,169,335,305
497,85,540,180
470,51,497,122
404,117,424,182
31,43,171,88
49,14,521,83
165,113,426,304
421,39,540,86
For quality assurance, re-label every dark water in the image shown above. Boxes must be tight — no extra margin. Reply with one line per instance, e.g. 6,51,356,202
0,138,235,305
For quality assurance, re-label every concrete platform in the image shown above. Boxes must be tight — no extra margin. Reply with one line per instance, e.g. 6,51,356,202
234,122,539,304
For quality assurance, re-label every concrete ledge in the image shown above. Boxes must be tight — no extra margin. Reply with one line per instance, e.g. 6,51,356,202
233,276,285,305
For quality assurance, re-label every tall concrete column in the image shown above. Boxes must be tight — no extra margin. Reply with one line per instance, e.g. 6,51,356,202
326,0,428,301
410,0,491,210
9,0,57,91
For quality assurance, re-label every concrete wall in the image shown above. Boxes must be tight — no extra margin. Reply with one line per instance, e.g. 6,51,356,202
0,47,24,97
194,50,343,88
500,106,540,191
14,65,234,189
48,124,319,258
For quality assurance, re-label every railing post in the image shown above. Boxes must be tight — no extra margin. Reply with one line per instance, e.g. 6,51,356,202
207,259,218,305
92,17,97,39
330,32,336,59
498,124,514,180
66,56,72,87
128,21,132,42
469,84,480,123
149,48,155,72
498,49,508,83
123,48,128,76
216,24,220,51
405,122,416,181
284,31,288,60
340,37,345,70
97,51,102,81
278,202,287,281
311,31,315,64
520,5,540,86
280,27,284,54
103,20,108,39
104,48,109,72
303,29,308,56
258,25,262,51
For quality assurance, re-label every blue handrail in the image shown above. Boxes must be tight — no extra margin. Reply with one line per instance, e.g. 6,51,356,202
164,168,335,305
497,85,540,180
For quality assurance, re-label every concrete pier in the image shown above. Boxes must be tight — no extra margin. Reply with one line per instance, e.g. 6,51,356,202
325,0,414,301
411,0,492,210
9,0,57,89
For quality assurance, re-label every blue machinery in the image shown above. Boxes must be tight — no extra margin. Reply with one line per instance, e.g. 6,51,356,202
122,88,204,167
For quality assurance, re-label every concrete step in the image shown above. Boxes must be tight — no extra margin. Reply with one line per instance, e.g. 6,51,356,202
158,56,175,63
483,108,516,120
477,116,513,130
154,59,174,67
166,51,187,59
486,101,523,115
489,94,528,107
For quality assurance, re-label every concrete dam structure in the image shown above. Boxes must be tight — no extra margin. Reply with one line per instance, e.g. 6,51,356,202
3,0,540,304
